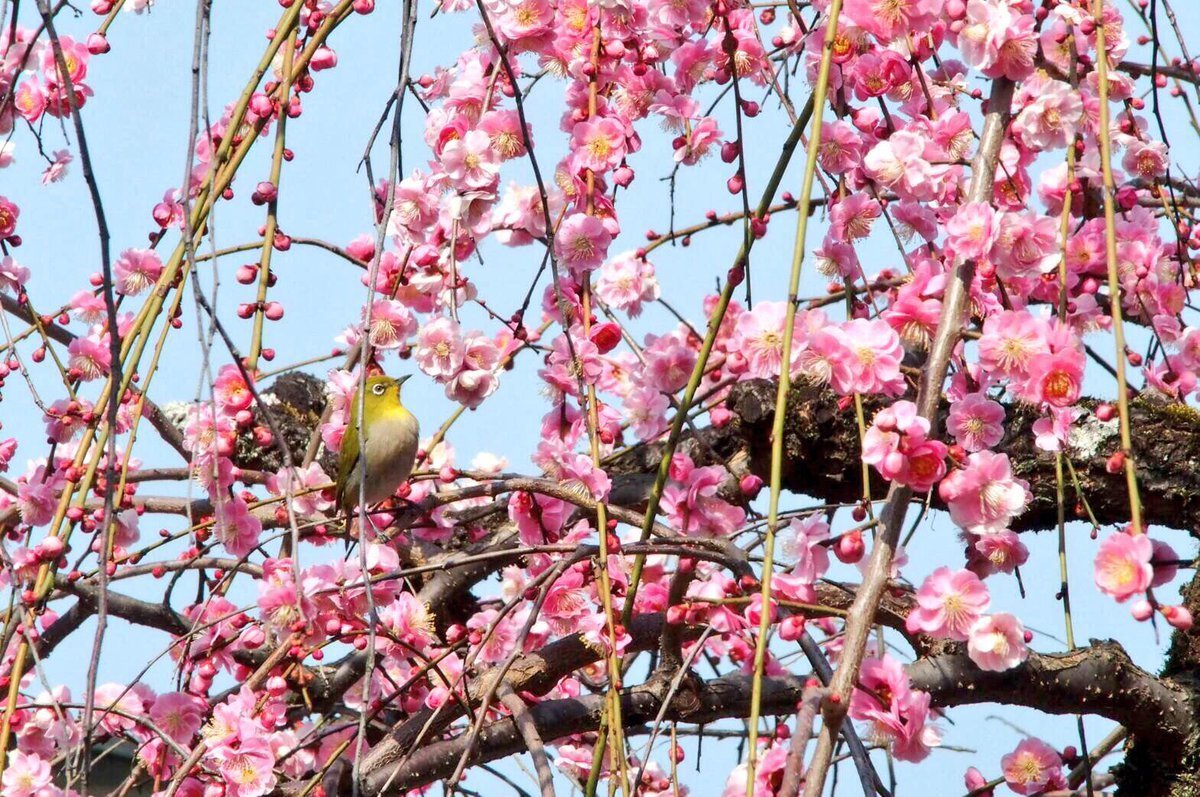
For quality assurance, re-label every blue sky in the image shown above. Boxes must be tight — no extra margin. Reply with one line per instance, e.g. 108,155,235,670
5,1,1200,794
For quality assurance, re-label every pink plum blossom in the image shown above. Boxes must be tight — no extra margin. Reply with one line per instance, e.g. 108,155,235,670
861,401,947,492
661,454,745,538
938,451,1030,535
555,213,611,276
1094,531,1154,602
906,567,990,641
946,393,1005,453
439,129,500,190
967,612,1028,671
570,117,626,173
1001,738,1065,795
1,750,52,797
595,252,659,317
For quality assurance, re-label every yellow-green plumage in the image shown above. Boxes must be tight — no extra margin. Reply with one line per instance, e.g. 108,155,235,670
336,375,420,512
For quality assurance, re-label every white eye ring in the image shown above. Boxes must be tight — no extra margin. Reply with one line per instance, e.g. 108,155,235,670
372,383,386,396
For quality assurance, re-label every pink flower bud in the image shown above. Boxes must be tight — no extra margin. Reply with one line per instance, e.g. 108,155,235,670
778,615,805,641
91,0,114,12
727,173,744,194
710,406,733,427
310,46,338,71
152,202,174,228
1131,599,1154,621
835,530,865,564
1095,403,1116,421
236,264,258,284
37,537,65,560
1163,605,1194,630
744,594,776,626
263,301,285,321
352,0,375,11
589,322,621,354
963,767,988,790
346,236,375,262
249,92,274,117
720,141,740,163
86,33,110,54
739,474,764,498
613,166,634,187
255,181,278,202
1116,186,1139,210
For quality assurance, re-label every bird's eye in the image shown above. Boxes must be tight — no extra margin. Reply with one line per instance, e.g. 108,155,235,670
372,383,386,396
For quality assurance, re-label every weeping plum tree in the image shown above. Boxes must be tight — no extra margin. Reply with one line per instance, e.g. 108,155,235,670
1,0,1200,795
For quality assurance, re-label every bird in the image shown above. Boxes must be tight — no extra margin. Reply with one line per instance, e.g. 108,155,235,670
335,374,420,516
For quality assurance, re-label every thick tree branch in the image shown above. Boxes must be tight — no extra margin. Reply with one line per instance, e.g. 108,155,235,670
319,639,1195,797
611,378,1200,535
908,640,1196,752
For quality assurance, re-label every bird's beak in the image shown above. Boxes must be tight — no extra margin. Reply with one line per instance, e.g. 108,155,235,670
396,374,412,387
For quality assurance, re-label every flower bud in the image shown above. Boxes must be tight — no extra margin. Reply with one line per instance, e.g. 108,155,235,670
778,615,805,641
1131,599,1154,621
589,322,621,354
835,530,865,564
739,474,764,498
86,33,110,54
1163,605,1194,630
249,93,274,118
311,46,338,71
37,537,65,560
255,181,278,202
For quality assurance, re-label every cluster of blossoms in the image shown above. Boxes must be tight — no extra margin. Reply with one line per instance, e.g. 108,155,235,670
3,0,1200,792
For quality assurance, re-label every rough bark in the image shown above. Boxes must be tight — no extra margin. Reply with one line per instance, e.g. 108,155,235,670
608,378,1200,535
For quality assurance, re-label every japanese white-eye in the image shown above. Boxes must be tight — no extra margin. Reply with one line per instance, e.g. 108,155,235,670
335,374,420,513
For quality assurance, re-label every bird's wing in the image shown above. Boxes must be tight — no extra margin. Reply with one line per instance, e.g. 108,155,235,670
337,404,362,510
